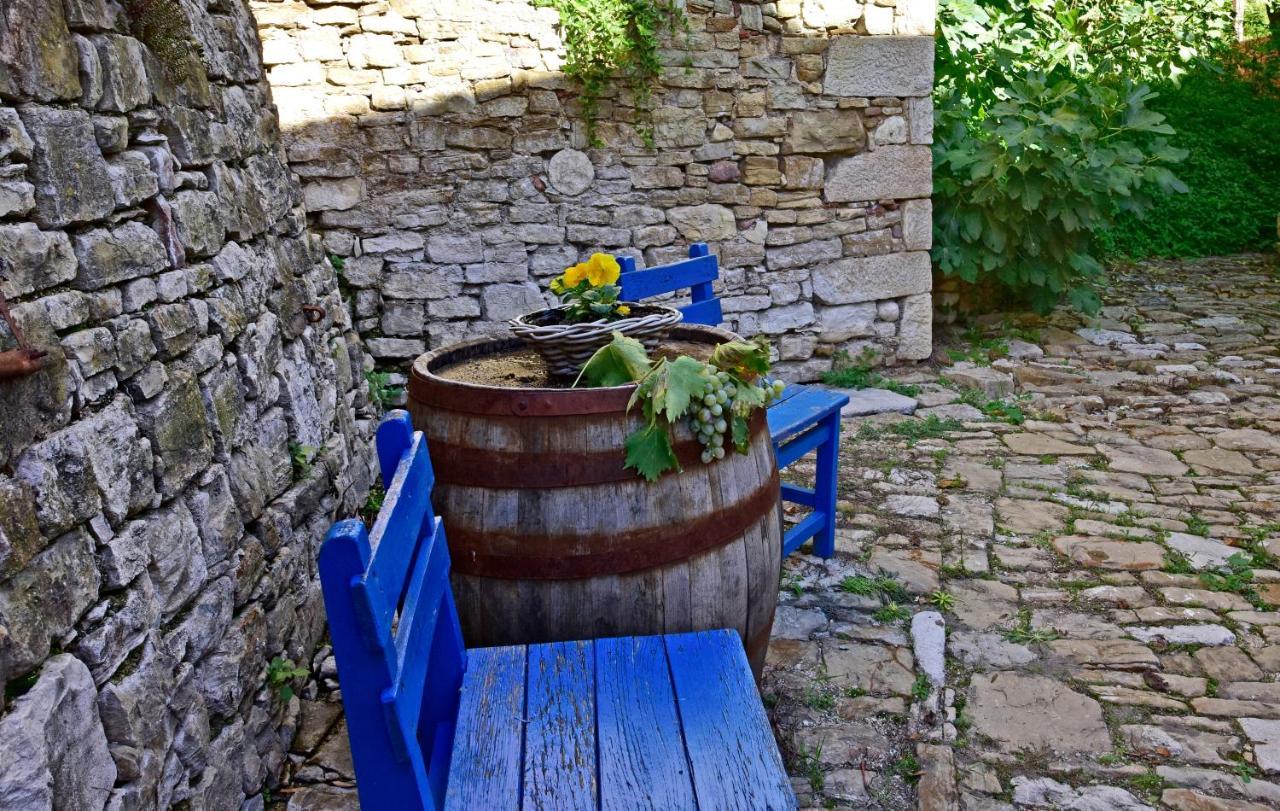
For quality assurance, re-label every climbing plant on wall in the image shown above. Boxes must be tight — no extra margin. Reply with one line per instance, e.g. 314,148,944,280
123,0,203,82
534,0,685,147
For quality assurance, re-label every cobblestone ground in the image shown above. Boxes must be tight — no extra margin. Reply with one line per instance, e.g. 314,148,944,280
281,253,1280,810
769,252,1280,810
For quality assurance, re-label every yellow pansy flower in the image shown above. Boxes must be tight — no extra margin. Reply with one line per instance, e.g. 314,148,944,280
562,262,589,287
616,304,631,316
584,253,620,286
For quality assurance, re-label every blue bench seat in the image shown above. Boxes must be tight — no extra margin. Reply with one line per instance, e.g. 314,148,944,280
448,631,794,810
619,244,849,558
320,412,796,811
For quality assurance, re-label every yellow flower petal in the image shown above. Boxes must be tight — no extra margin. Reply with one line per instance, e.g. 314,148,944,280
616,304,631,316
562,263,588,286
585,252,620,286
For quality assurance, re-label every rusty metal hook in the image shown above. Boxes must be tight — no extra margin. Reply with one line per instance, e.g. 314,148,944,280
302,304,326,323
0,285,48,381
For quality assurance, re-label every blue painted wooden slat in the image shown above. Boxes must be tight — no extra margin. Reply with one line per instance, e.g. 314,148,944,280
319,519,433,811
679,297,722,326
618,254,719,301
522,641,598,810
665,630,796,811
782,513,826,557
384,518,453,758
446,645,527,810
812,411,841,557
595,635,697,810
376,409,415,489
767,389,846,445
774,425,831,469
779,482,817,508
358,432,437,636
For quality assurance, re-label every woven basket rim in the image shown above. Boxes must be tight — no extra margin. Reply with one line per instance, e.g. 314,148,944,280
510,302,681,329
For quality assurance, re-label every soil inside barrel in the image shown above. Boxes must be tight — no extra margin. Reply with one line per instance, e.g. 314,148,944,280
437,338,718,388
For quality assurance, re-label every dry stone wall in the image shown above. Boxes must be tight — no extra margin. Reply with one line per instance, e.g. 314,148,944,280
254,0,936,379
0,0,373,808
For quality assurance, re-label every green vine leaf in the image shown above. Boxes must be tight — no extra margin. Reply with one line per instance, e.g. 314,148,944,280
710,338,771,380
654,355,707,423
624,421,679,482
577,331,651,387
731,414,750,454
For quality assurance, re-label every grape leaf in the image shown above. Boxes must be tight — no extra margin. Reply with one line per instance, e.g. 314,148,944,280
710,338,771,380
623,422,679,482
731,414,750,454
733,380,767,413
576,331,651,387
659,356,707,422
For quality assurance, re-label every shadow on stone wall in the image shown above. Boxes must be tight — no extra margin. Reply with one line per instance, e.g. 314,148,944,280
254,0,937,381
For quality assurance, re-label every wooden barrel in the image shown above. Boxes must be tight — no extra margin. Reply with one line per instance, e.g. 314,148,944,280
406,325,782,676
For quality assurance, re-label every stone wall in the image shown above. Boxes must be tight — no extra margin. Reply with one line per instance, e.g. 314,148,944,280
253,0,936,379
0,1,373,808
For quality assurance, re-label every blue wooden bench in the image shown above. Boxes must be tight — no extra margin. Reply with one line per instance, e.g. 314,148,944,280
618,244,849,558
319,411,796,811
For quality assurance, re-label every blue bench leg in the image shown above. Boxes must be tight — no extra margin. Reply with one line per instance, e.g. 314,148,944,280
813,411,841,558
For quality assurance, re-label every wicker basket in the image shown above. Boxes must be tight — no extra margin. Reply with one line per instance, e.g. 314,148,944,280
509,303,683,378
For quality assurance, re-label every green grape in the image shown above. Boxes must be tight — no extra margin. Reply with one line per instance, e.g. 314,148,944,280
714,419,726,433
712,446,725,459
700,449,713,464
710,403,723,417
703,394,717,406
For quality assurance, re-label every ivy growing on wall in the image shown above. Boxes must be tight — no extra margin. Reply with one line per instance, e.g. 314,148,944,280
534,0,685,146
123,0,203,82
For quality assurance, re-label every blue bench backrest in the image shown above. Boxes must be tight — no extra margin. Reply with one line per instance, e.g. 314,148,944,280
318,411,467,811
618,242,723,326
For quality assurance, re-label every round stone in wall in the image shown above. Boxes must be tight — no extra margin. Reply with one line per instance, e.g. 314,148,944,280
547,149,594,196
877,300,900,321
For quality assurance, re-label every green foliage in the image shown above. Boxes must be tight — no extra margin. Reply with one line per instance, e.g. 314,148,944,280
578,333,776,481
365,370,404,413
266,656,308,701
123,0,204,82
1163,549,1194,574
928,590,955,611
887,415,965,445
1199,553,1265,608
956,388,1028,425
821,349,920,396
838,573,910,602
889,753,921,784
1099,45,1280,258
933,1,1224,313
1002,607,1058,644
288,441,317,479
911,674,931,701
360,483,385,526
534,0,684,146
874,602,911,624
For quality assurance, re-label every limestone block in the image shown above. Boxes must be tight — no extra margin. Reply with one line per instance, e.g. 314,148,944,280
161,106,217,166
427,232,483,264
481,283,547,320
303,178,364,212
802,0,862,28
897,0,938,35
0,655,115,810
0,475,41,581
107,150,159,208
873,115,908,146
903,198,933,250
817,302,877,342
347,34,402,69
93,34,151,113
766,237,842,271
72,222,169,290
863,3,895,34
170,190,226,259
136,369,214,498
813,252,931,304
824,145,933,201
0,0,81,102
547,149,595,196
784,109,865,154
898,292,933,359
739,302,815,335
666,204,737,242
782,155,825,189
825,36,935,98
18,106,114,228
0,531,99,686
0,223,77,298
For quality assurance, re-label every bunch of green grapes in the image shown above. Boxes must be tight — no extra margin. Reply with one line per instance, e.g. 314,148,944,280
687,369,787,464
